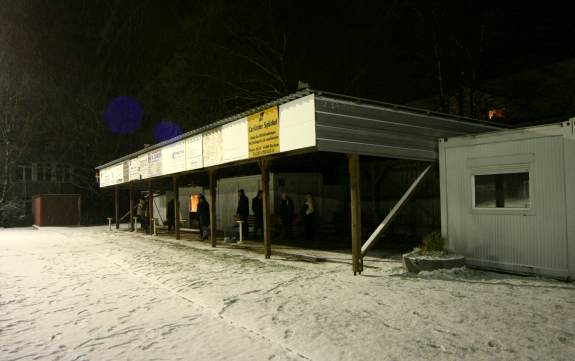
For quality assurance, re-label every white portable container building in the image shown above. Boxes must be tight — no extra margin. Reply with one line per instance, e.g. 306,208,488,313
439,121,575,279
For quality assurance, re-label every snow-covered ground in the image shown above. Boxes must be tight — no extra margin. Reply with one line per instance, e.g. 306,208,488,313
1,227,574,361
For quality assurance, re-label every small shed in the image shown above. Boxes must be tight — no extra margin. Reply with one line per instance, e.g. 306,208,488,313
439,121,575,279
33,194,81,227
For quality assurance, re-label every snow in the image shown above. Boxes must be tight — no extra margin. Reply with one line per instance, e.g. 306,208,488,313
1,227,574,360
404,250,464,260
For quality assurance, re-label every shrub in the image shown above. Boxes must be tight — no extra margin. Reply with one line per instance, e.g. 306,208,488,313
0,200,30,227
420,230,445,254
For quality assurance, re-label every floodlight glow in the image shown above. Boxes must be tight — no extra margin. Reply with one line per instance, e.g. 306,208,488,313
153,120,183,142
104,96,144,134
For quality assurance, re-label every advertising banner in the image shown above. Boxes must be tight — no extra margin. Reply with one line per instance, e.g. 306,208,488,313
112,163,124,185
222,118,248,162
203,128,223,167
248,106,279,158
162,140,186,175
148,149,162,177
138,154,149,180
186,135,203,170
129,158,140,181
123,161,129,182
99,168,110,187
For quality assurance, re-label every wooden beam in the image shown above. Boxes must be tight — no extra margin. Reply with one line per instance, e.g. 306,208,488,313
348,154,363,275
119,205,137,222
114,186,120,230
361,163,433,257
259,159,272,259
129,182,134,231
209,170,217,247
173,175,180,240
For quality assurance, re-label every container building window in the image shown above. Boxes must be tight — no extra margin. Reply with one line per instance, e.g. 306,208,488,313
474,172,530,208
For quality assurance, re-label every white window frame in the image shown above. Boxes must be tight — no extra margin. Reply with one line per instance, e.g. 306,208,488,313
468,153,535,215
37,163,53,182
15,165,32,182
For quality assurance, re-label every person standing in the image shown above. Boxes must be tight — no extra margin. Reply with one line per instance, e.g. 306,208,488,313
236,189,249,239
279,192,294,239
141,197,150,234
303,193,316,241
197,194,210,240
137,198,147,232
166,198,175,233
252,190,263,239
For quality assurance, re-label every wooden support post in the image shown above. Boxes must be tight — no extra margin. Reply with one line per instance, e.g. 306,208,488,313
114,186,120,230
129,182,134,231
348,154,363,275
173,175,180,240
209,170,217,247
259,159,272,259
148,182,154,234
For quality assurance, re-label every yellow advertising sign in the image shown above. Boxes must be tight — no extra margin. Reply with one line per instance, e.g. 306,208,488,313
248,106,279,158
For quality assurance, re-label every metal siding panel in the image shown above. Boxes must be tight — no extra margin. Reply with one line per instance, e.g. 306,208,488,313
562,121,575,279
316,122,438,149
444,135,568,277
315,97,498,160
316,108,469,139
316,138,437,161
315,97,500,133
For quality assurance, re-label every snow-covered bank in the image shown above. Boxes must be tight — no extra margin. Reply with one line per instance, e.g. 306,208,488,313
1,227,574,360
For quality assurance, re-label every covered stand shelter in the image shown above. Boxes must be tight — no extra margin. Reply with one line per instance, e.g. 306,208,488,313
96,90,500,274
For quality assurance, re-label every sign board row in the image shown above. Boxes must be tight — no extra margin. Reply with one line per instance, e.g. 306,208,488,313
99,94,316,187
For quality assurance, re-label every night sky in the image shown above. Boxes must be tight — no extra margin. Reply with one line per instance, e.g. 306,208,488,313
2,0,575,170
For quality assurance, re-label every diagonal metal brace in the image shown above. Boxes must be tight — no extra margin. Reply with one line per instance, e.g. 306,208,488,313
361,163,433,257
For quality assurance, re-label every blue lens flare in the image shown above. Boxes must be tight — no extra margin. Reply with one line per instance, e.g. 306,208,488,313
153,120,183,142
104,96,144,134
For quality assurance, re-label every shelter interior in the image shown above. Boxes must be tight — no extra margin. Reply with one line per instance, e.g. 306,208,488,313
112,151,439,258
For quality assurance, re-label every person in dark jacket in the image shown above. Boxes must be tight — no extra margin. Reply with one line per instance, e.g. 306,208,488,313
166,198,175,232
197,194,210,240
137,198,148,233
279,192,294,239
252,190,263,239
236,189,249,238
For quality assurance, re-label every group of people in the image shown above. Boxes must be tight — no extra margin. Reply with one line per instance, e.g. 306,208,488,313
135,189,316,242
235,189,316,241
135,194,211,240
